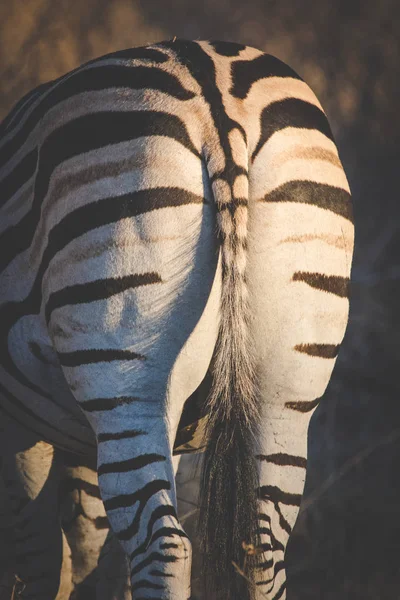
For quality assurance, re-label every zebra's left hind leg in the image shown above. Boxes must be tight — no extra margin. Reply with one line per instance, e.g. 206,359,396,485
0,413,69,600
85,307,218,600
55,295,220,600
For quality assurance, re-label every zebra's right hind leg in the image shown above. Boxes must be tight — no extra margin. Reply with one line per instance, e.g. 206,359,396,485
0,412,68,600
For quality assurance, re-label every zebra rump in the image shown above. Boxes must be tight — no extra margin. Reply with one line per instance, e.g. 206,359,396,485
0,38,354,600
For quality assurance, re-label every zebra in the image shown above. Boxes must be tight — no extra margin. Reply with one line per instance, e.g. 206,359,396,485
0,38,354,599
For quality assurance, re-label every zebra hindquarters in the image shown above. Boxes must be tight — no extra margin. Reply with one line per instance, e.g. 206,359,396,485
48,185,221,598
246,91,354,598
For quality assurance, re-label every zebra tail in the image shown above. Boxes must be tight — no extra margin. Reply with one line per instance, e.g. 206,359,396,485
199,161,261,599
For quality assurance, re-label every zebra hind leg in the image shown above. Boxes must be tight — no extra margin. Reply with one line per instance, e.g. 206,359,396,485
245,76,353,598
0,413,68,600
60,451,131,600
52,270,220,597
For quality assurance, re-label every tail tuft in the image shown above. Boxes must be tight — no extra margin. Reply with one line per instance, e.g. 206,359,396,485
199,406,261,600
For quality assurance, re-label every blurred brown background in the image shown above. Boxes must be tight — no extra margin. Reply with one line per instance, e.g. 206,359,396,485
1,1,400,598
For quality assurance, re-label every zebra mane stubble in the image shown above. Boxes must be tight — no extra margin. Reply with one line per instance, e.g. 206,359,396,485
199,165,262,599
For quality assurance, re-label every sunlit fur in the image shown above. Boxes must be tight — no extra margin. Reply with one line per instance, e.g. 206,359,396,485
0,40,354,599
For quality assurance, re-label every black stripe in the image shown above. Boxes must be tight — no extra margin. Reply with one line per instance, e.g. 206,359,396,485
130,505,181,562
28,341,52,364
294,343,339,359
0,48,172,161
271,580,286,600
132,580,164,592
160,542,179,550
98,429,146,442
231,53,302,99
38,189,200,295
57,348,145,367
133,526,186,561
256,453,307,468
123,592,157,599
79,396,140,412
257,575,273,585
216,197,248,211
0,109,201,274
70,47,169,73
1,184,203,278
160,40,247,179
260,492,294,537
130,505,180,561
3,65,194,170
131,552,178,578
273,506,292,537
0,83,55,135
256,533,285,555
61,477,101,498
146,527,187,545
257,528,271,537
285,397,321,413
258,513,271,523
259,485,302,507
257,558,273,571
70,63,195,99
252,98,334,161
98,453,166,476
258,543,274,554
256,563,286,590
104,480,171,512
262,180,353,222
292,272,350,297
270,531,285,553
0,149,37,209
94,516,109,530
112,481,173,542
209,165,248,184
0,87,43,133
99,47,169,62
149,569,174,578
45,272,161,324
210,41,246,56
